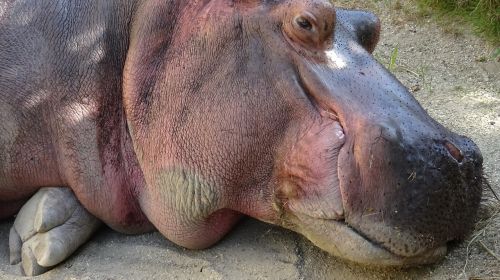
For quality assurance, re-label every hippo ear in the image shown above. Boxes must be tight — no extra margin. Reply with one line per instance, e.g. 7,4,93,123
336,9,381,53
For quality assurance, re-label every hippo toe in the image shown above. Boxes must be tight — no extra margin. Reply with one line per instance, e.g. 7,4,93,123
9,188,100,276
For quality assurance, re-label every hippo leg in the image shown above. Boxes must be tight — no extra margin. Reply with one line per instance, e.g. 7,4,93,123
9,187,100,276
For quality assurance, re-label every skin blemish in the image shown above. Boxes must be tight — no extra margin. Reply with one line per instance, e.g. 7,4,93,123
153,169,220,224
408,171,417,182
336,130,345,140
280,182,299,199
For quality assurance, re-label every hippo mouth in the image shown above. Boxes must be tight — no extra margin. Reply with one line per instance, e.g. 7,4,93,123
291,212,447,266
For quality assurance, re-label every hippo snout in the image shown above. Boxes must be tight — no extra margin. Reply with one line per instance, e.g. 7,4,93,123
338,118,483,258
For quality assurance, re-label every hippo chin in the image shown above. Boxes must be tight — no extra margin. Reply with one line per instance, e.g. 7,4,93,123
0,0,483,276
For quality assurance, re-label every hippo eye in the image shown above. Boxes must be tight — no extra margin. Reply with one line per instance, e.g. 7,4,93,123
296,16,313,31
287,13,328,51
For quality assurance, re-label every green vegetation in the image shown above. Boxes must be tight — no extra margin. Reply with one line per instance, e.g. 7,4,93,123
388,47,399,71
415,0,499,44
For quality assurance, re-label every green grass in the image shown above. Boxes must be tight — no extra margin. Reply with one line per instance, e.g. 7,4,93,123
388,47,399,71
415,0,500,45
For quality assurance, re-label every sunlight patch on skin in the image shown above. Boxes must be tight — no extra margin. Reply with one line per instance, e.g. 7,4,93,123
326,49,347,69
67,24,105,53
23,89,51,109
63,103,95,126
11,4,35,26
88,45,105,65
0,2,6,19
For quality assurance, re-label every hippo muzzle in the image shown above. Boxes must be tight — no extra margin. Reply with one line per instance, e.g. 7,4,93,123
273,5,483,266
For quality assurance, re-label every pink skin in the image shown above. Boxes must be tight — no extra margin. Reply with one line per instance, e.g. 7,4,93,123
0,0,482,267
276,115,345,220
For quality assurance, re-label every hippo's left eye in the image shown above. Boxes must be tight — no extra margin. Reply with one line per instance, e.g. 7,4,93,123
285,11,333,52
296,16,313,31
293,14,318,33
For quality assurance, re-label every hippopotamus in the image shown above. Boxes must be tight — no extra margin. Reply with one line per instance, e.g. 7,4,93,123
0,0,484,276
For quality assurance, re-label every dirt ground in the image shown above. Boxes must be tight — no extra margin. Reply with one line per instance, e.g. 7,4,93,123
1,0,499,279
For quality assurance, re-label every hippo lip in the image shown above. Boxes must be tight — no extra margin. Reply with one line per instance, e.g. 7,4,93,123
291,212,447,266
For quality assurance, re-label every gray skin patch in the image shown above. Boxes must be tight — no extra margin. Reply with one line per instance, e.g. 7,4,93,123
0,102,18,184
153,169,221,227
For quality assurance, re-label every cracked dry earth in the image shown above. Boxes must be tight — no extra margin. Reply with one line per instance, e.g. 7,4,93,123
1,0,499,279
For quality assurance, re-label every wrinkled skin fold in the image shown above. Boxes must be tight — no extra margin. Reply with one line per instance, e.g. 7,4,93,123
0,0,483,275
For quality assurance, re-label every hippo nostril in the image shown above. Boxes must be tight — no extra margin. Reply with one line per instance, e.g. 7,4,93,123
444,140,464,163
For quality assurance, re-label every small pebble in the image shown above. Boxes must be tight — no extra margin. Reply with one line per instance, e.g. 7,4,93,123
410,85,421,92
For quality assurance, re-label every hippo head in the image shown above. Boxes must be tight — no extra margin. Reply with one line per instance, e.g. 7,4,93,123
123,0,483,266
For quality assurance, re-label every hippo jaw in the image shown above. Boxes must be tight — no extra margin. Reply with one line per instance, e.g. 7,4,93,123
291,214,448,266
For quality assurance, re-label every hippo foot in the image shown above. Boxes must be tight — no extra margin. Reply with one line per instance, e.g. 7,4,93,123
9,187,101,276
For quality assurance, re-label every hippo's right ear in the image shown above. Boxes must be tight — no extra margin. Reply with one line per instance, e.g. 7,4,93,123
336,9,381,53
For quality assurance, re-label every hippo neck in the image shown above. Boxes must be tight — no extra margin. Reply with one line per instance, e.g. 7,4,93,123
122,0,282,227
60,0,150,231
90,0,192,230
